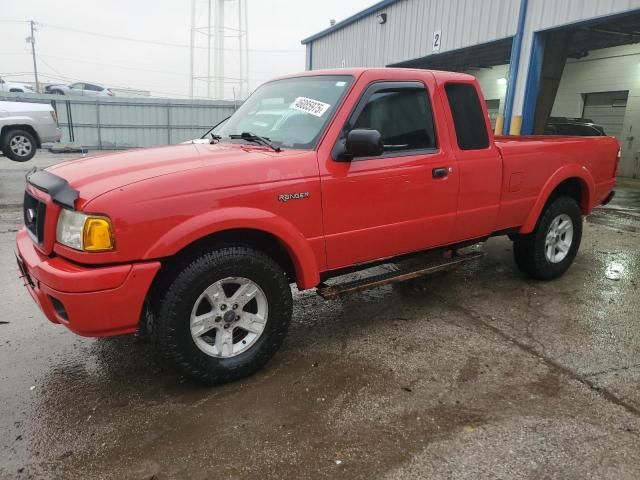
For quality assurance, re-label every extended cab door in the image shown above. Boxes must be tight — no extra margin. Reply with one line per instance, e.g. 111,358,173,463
318,73,459,269
440,80,502,241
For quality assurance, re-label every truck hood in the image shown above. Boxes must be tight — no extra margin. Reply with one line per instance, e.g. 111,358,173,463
46,143,276,206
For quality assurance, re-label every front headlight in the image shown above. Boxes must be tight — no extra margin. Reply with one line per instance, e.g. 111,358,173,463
56,209,115,252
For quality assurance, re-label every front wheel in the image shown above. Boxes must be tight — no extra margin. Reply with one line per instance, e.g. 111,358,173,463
513,196,583,280
153,247,293,385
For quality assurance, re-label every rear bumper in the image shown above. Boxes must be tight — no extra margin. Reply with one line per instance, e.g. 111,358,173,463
595,179,616,208
15,227,160,337
601,190,615,206
40,128,62,144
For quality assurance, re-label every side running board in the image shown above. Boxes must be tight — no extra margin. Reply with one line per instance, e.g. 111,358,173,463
316,251,484,300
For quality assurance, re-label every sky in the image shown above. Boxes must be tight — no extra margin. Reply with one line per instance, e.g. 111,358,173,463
0,0,374,99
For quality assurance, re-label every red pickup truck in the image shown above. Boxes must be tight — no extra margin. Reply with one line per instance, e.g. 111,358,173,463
16,68,618,384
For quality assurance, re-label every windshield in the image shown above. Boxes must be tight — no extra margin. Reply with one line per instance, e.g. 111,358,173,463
217,75,353,150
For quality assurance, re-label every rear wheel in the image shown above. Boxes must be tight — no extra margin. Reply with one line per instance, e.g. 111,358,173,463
513,196,583,280
153,246,293,385
1,129,37,162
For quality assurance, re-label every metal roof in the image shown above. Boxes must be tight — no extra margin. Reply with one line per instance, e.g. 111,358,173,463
301,0,401,44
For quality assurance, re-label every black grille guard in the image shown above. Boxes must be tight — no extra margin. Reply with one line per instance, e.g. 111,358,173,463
26,168,79,209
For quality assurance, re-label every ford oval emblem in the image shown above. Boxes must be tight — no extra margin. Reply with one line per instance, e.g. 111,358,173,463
26,208,36,223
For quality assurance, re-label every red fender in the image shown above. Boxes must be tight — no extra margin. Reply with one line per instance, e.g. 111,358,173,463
143,207,320,289
519,164,595,234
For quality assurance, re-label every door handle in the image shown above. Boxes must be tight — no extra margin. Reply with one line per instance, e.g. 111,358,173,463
432,167,449,179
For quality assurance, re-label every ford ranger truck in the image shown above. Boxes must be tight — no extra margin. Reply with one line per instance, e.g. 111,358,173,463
15,69,619,384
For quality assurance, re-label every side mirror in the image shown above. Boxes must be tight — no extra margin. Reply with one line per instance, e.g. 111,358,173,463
343,129,384,159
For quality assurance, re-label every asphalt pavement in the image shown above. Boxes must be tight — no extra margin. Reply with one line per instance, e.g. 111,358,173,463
1,150,640,479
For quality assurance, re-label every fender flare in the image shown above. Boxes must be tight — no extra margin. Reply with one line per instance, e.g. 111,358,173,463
143,207,320,289
519,164,595,234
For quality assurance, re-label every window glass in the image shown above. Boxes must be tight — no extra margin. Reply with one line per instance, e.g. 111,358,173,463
351,87,436,152
445,83,490,150
217,75,353,150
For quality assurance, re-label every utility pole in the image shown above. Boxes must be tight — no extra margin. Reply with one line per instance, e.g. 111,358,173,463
27,20,40,93
189,0,195,98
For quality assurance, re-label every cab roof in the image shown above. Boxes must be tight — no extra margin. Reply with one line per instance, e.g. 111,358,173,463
272,68,477,84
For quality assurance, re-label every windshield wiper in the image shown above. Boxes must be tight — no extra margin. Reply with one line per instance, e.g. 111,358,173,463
200,116,230,140
229,132,281,152
210,133,222,144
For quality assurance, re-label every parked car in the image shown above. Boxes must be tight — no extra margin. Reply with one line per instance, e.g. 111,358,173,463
16,68,619,384
45,82,114,96
544,117,606,136
0,78,35,94
0,101,61,161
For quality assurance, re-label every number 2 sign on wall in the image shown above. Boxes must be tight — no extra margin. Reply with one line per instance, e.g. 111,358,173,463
432,30,442,52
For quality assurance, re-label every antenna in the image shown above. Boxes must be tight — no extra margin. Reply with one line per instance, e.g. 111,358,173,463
189,0,249,100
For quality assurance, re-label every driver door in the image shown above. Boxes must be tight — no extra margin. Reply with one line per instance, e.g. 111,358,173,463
319,78,459,269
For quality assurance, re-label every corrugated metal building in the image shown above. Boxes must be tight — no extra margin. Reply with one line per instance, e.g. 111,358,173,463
302,0,640,177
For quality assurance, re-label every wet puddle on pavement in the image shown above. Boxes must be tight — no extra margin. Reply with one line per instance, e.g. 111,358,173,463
587,186,640,233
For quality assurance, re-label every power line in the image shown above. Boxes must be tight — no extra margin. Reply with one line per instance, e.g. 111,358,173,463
36,55,65,78
38,52,187,77
37,52,271,82
39,22,302,53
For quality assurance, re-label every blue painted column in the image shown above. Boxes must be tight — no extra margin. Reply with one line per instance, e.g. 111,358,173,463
521,33,545,135
502,0,529,135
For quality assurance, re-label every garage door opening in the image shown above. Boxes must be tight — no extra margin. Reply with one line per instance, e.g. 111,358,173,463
524,11,640,138
582,91,629,141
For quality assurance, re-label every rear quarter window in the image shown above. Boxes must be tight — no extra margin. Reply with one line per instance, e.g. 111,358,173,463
445,83,490,150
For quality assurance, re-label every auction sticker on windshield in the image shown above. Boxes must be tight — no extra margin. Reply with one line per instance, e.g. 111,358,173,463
290,97,331,117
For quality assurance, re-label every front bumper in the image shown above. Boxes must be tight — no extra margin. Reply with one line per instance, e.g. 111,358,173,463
15,227,160,337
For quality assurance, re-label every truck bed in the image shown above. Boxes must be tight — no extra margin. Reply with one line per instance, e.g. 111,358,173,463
493,134,619,232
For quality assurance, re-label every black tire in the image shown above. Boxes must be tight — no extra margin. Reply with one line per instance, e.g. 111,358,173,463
513,196,583,280
1,129,37,162
153,246,293,385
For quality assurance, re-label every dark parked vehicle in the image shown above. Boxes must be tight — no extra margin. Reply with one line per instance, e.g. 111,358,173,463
544,117,606,136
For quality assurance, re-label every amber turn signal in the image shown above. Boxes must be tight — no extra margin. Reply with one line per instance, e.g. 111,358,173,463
83,217,115,251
